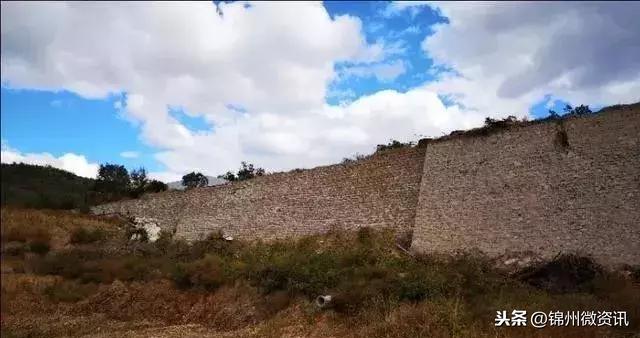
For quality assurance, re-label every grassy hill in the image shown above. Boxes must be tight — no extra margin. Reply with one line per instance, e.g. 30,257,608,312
1,163,95,210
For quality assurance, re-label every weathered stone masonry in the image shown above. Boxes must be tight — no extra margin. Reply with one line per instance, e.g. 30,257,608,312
92,146,427,241
412,105,640,267
92,104,640,267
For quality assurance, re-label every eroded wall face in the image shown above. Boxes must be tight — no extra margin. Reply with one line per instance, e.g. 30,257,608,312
92,147,427,241
91,191,186,233
175,147,427,241
92,106,640,267
411,107,640,267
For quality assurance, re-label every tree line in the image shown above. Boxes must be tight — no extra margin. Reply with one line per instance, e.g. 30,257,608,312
181,161,266,189
91,164,168,204
94,161,267,201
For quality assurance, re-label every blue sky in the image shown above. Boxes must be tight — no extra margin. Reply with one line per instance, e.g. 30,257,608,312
1,1,638,181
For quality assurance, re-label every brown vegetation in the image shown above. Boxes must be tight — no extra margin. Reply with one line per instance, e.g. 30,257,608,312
2,208,639,337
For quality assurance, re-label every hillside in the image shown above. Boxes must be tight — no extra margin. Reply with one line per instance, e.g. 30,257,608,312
0,163,94,210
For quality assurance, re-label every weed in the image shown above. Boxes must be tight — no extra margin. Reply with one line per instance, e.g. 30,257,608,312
27,240,50,255
43,280,97,302
69,227,106,244
171,254,228,291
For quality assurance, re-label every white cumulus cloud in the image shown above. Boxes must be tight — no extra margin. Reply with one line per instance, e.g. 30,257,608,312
4,1,634,182
2,1,481,180
423,2,640,113
1,141,99,178
339,60,407,82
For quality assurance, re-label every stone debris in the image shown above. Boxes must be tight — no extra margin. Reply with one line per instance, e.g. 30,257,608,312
130,217,162,242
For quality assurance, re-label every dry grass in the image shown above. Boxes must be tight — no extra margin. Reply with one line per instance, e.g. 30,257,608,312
1,207,121,250
2,208,639,338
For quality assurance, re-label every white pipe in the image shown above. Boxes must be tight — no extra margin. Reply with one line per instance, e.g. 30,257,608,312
315,295,332,308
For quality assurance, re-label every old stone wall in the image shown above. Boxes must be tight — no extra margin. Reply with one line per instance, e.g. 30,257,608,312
91,104,640,267
91,190,187,233
92,146,427,241
410,105,640,267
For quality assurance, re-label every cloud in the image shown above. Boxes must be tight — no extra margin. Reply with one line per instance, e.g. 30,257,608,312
402,25,421,35
148,171,182,183
146,85,487,180
0,1,524,182
120,151,139,159
326,87,357,103
352,38,408,63
1,2,384,148
340,60,407,82
423,2,640,114
1,141,99,178
381,1,430,18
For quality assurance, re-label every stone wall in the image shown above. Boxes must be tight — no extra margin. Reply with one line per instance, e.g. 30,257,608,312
92,146,427,241
91,104,640,267
410,105,640,267
91,190,187,233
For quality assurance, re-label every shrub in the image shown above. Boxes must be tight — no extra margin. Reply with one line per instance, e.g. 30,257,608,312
145,179,168,193
564,104,592,116
70,227,107,244
631,266,640,282
44,280,97,302
2,241,27,256
33,249,95,279
394,276,429,302
356,227,373,245
182,172,208,189
78,256,156,284
517,254,603,293
2,222,52,255
28,240,51,255
219,162,266,182
2,224,51,244
171,254,228,291
376,139,412,152
261,290,293,316
170,262,192,289
332,287,378,315
341,153,368,164
482,115,519,132
31,248,156,283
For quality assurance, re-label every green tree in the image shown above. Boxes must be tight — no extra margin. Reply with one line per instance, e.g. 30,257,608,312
218,162,265,182
236,162,265,181
572,104,592,115
182,172,208,189
129,167,148,198
562,104,592,116
94,163,130,198
218,171,237,182
146,180,168,193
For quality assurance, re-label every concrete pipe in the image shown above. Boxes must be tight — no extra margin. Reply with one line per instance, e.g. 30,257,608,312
315,295,332,309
